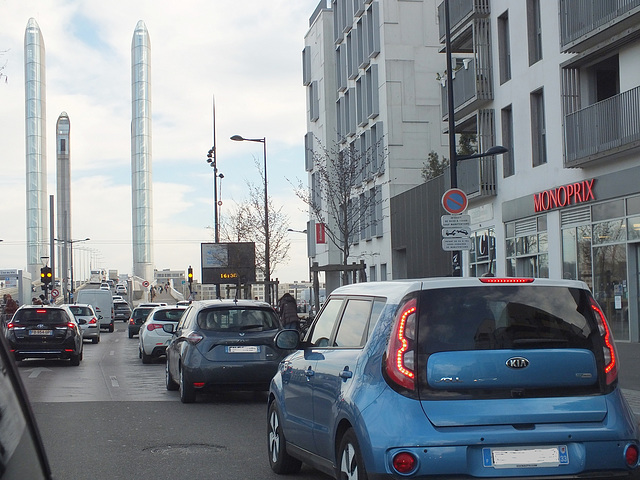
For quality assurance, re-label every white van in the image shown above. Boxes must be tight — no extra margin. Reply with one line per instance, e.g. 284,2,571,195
75,289,115,332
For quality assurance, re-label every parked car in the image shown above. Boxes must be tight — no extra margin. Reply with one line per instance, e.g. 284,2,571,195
114,300,132,322
267,277,640,479
5,304,83,365
115,284,127,295
67,303,100,344
128,305,156,338
0,331,54,478
138,305,187,363
165,299,290,403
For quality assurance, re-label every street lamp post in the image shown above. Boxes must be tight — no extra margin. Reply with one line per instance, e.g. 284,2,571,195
56,237,89,302
231,134,270,304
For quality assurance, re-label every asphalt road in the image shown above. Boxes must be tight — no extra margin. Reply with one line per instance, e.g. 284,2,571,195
17,321,331,480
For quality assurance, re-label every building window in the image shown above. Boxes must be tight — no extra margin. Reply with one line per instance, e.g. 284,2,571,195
309,81,319,122
380,263,387,280
497,11,511,84
527,0,542,65
60,138,66,154
469,228,496,277
505,216,548,278
302,46,311,86
305,133,314,172
369,265,376,281
530,88,547,167
501,105,514,177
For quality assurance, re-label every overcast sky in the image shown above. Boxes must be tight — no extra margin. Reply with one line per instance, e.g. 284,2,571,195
0,0,319,283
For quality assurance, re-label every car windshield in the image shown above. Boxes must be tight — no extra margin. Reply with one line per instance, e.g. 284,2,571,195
197,308,279,332
11,308,69,325
69,306,93,316
132,308,154,320
152,309,184,322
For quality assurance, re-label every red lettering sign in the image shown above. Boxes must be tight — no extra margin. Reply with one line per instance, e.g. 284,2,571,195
534,179,595,212
315,223,326,244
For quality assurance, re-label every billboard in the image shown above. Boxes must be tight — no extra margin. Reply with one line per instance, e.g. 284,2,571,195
201,242,256,285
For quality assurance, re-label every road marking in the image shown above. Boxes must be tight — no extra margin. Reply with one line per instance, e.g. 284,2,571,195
110,376,119,387
28,367,52,378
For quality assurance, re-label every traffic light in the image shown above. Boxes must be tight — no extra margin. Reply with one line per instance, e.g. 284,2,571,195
188,266,193,284
41,266,52,287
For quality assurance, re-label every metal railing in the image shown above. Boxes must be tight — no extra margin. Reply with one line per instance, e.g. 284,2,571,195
437,0,490,41
564,85,640,165
560,0,640,48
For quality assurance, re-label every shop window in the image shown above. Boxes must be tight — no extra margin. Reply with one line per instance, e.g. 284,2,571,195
505,217,548,278
592,219,626,245
628,216,640,241
469,228,496,277
593,244,628,341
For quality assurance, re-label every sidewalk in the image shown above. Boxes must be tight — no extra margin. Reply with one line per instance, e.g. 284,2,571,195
616,341,640,418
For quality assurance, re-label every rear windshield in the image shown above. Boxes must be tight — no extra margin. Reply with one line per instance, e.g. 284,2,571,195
132,307,154,320
11,308,71,325
152,309,185,322
114,303,130,310
69,306,93,317
417,285,596,353
197,308,279,332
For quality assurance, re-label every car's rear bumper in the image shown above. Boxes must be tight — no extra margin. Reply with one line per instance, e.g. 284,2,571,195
183,360,281,391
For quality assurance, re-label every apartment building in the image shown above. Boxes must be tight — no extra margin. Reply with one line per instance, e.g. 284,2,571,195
303,0,448,294
440,0,640,342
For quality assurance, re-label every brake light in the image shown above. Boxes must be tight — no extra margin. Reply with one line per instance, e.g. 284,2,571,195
67,322,76,329
385,298,417,390
147,323,164,331
186,332,203,345
479,277,534,284
392,452,417,475
193,382,205,388
590,299,617,385
36,309,47,313
625,444,639,467
89,317,97,325
6,323,15,329
129,318,134,325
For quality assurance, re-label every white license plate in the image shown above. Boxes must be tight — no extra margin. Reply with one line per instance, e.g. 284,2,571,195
483,446,569,468
29,329,53,336
226,346,260,353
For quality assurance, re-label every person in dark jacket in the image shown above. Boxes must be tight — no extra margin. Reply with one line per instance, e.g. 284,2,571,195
277,293,300,331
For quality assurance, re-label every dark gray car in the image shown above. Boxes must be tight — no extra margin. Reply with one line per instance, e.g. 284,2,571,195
165,299,291,403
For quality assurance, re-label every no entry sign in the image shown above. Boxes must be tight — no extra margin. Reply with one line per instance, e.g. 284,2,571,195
441,188,468,214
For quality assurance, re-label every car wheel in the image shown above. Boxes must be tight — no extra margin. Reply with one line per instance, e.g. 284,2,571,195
166,360,178,391
141,350,152,364
92,336,99,344
268,402,302,474
337,429,368,480
128,330,134,339
179,365,196,403
108,323,114,333
69,353,81,366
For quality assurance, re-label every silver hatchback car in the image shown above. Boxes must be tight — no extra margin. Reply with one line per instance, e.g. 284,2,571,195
67,304,100,344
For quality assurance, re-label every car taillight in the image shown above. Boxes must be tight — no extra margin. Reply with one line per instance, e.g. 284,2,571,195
392,452,417,475
89,317,97,324
6,322,15,329
129,318,134,325
67,322,76,329
590,298,617,385
147,323,164,331
479,277,534,284
186,332,204,345
625,444,639,467
385,298,417,390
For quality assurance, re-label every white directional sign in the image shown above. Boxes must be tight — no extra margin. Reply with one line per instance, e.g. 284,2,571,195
442,237,472,251
441,214,471,227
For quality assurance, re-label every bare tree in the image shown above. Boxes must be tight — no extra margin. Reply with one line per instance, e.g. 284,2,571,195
219,165,291,280
293,136,385,282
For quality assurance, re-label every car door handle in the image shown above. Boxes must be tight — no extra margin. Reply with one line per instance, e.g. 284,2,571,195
305,366,315,381
339,366,353,380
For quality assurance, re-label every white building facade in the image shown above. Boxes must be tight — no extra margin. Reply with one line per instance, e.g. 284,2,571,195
303,0,448,294
439,0,640,342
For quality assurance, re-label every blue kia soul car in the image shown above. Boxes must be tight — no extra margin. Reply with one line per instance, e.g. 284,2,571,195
268,277,640,479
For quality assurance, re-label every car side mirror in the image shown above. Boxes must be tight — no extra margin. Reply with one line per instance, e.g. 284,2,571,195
163,324,175,334
275,329,300,350
98,315,103,320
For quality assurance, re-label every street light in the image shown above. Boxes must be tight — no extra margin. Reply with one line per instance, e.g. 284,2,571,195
231,134,271,304
287,228,307,234
55,237,90,302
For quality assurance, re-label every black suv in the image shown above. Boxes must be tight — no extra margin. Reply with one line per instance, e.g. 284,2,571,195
114,300,132,322
6,305,83,366
128,306,156,338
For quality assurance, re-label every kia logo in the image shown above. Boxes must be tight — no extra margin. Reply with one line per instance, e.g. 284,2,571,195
505,357,529,369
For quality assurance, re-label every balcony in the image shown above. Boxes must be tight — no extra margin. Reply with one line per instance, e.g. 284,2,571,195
560,0,640,53
564,85,640,167
441,56,492,120
437,0,490,45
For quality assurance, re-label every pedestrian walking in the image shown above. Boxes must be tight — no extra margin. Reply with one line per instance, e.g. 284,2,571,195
277,293,300,331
